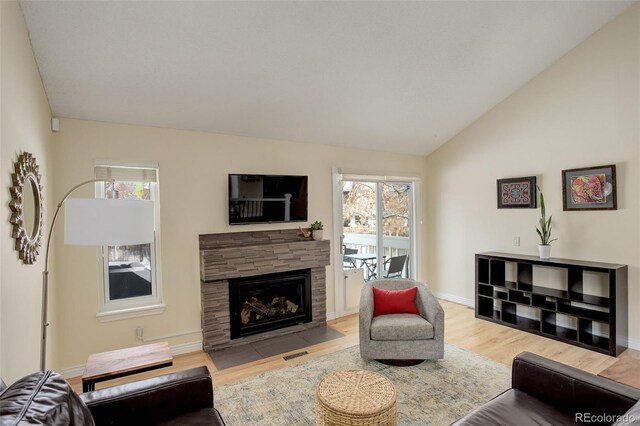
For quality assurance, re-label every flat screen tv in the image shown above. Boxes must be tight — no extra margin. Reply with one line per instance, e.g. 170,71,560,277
229,174,308,225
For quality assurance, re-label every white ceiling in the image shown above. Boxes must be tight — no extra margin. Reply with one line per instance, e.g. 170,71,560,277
20,1,634,156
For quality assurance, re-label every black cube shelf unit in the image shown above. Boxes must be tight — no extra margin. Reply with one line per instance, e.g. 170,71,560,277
475,252,628,356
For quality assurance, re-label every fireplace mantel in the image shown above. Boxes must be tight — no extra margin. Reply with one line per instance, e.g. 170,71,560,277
199,229,330,352
200,231,330,282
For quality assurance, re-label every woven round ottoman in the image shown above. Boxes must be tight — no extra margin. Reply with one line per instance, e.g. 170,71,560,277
315,369,397,426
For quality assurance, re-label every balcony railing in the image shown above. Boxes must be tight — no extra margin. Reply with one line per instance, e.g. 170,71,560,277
343,232,410,279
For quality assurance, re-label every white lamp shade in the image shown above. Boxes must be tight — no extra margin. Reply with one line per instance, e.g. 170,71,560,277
64,198,155,246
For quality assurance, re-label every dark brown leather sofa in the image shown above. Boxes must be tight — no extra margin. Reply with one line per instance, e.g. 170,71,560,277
454,352,640,426
0,366,225,425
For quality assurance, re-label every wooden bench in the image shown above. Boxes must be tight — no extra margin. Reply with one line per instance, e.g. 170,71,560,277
82,342,173,392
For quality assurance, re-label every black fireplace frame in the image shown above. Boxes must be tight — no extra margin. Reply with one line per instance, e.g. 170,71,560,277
229,269,312,339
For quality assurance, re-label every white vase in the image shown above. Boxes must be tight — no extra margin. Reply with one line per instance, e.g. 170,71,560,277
312,230,323,240
538,244,551,259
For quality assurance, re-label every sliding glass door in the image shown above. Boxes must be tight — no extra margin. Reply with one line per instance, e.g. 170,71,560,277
339,177,414,315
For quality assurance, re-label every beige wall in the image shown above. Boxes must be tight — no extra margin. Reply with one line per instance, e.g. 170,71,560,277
1,1,53,382
426,5,640,340
51,118,426,370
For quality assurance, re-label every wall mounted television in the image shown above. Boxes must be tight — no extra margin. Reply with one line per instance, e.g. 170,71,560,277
229,174,308,225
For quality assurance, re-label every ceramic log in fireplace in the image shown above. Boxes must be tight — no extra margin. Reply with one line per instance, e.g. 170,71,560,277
229,269,311,339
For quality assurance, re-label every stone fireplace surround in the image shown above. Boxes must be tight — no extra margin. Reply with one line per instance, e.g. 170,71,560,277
199,229,331,352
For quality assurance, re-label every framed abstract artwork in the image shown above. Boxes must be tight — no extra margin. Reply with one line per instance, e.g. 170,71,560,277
497,176,536,209
562,164,617,211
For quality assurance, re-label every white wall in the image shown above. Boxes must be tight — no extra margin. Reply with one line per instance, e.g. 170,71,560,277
51,118,426,371
426,5,640,340
0,1,53,382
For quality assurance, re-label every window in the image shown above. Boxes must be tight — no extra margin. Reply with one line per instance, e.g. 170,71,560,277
94,164,164,320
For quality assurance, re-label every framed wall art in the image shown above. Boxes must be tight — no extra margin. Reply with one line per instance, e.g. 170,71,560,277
497,176,536,209
562,164,617,211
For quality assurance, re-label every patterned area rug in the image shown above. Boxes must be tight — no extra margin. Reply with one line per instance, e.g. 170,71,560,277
214,344,510,425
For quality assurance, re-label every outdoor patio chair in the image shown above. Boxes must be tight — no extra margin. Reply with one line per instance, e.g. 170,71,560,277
383,254,407,278
343,247,358,269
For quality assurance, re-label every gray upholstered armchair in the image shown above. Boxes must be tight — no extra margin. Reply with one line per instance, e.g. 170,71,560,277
360,278,444,361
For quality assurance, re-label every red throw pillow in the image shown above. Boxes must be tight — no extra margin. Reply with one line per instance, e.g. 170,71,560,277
372,286,420,317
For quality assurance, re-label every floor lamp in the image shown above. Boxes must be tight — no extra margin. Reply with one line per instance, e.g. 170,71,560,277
41,179,155,371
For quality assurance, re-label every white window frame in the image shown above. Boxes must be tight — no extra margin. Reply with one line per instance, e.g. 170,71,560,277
94,163,165,322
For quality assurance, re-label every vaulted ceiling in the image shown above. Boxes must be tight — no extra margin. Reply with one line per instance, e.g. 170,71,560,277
20,1,634,155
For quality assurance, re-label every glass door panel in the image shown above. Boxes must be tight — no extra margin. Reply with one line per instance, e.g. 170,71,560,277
342,181,380,282
381,183,412,279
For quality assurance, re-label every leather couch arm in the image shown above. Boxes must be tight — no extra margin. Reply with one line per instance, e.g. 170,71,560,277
80,366,214,425
513,352,640,419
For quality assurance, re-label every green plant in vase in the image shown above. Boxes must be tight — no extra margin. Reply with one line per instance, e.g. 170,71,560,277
310,221,324,240
536,185,557,259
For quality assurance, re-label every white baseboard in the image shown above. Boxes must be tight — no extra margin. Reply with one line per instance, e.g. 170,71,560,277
628,337,640,351
57,340,203,380
433,291,474,307
326,311,336,321
170,340,203,355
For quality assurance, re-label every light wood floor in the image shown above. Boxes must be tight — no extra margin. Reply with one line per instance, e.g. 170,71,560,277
67,299,631,393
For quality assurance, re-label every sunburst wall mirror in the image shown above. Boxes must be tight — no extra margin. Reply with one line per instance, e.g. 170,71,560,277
10,152,44,264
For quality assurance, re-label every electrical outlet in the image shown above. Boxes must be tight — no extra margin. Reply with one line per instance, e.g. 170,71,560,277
136,326,143,340
513,237,520,246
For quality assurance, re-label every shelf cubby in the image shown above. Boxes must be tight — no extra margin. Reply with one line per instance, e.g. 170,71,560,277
501,301,517,324
541,311,577,342
501,302,539,332
477,258,489,284
489,259,505,285
579,318,610,351
504,281,517,290
508,289,531,305
517,262,533,291
569,293,609,308
532,294,556,311
531,285,567,300
477,295,495,319
478,283,493,297
557,300,609,323
475,252,627,356
494,288,508,300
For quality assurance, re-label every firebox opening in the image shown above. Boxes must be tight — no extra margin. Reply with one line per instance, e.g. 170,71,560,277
229,269,312,339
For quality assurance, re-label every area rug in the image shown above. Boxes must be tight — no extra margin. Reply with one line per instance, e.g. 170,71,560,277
214,344,510,425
